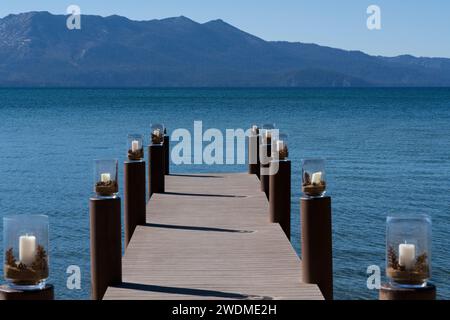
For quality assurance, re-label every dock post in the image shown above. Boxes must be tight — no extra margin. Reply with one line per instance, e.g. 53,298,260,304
301,196,333,300
269,160,291,240
148,144,165,198
256,141,261,179
0,284,54,300
124,160,146,247
164,133,170,175
379,283,436,300
260,143,271,198
89,196,122,300
248,130,260,176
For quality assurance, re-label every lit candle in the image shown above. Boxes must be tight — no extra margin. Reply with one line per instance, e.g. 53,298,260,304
276,140,285,152
131,140,139,152
311,172,322,185
399,243,416,270
19,234,36,265
101,173,111,183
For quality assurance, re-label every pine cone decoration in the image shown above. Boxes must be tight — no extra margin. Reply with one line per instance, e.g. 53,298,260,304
387,246,399,269
5,248,16,266
32,245,48,271
415,253,428,273
17,262,27,270
303,172,311,186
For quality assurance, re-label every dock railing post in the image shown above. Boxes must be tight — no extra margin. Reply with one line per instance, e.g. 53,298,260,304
124,159,146,247
164,131,170,175
301,196,333,300
148,144,165,198
260,143,271,199
269,159,291,240
248,127,260,177
89,196,122,300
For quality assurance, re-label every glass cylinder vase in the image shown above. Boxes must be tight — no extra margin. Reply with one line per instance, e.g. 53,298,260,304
150,123,165,145
302,158,326,197
3,215,49,290
273,133,289,160
94,159,119,197
250,124,259,136
260,123,275,146
127,134,144,161
386,215,431,287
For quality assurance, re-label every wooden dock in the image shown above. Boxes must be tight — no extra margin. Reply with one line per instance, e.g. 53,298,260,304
104,173,323,300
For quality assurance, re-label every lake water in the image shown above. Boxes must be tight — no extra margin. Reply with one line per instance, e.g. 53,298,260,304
0,88,449,300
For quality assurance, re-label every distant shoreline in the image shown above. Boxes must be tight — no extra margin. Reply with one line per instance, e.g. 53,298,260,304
2,12,450,88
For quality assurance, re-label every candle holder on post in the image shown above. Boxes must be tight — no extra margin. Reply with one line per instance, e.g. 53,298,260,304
164,128,170,175
300,158,333,300
302,159,326,197
124,135,146,247
148,124,165,198
380,215,435,300
260,124,275,199
269,133,291,240
127,134,144,161
94,159,119,197
1,215,54,300
151,123,165,145
90,159,122,300
248,125,260,176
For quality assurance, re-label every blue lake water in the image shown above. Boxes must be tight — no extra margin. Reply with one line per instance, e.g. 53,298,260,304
0,88,449,300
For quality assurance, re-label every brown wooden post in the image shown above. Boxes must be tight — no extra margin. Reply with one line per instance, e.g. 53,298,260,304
248,131,259,176
269,160,291,240
0,284,54,300
148,144,165,198
260,143,271,199
256,138,261,179
164,134,170,175
301,196,333,300
379,283,436,300
147,145,151,199
124,160,146,247
89,197,122,300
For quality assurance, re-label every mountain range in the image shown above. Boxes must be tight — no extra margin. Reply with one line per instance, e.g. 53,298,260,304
1,11,450,87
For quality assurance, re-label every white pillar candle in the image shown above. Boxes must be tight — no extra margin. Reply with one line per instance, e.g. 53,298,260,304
19,234,36,265
311,172,322,185
276,140,285,152
101,173,111,183
399,243,416,270
131,140,139,152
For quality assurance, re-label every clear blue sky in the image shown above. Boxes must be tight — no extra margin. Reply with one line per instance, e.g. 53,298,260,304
2,0,450,58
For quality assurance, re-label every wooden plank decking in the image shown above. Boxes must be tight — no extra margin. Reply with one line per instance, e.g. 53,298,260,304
104,173,323,300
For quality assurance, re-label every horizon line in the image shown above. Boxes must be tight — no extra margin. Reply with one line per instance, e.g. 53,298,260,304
1,86,450,90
